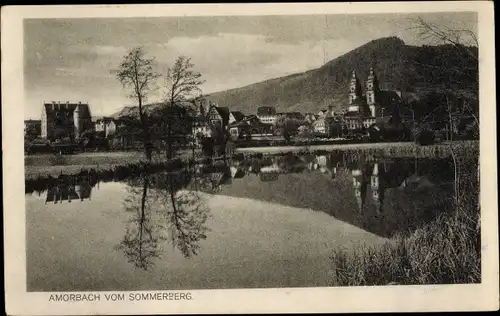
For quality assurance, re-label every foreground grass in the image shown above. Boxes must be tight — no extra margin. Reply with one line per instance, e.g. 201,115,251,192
331,212,480,285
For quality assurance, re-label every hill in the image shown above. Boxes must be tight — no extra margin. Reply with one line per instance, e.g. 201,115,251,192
205,36,477,114
111,37,478,118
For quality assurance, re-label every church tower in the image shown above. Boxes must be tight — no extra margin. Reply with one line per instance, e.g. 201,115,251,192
366,67,379,117
348,70,362,111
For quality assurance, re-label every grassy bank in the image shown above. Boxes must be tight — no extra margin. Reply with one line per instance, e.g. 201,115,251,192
236,140,478,158
24,151,195,179
330,153,480,285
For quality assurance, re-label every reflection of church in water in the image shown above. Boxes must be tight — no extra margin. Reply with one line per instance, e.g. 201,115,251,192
310,150,415,214
45,179,95,204
350,158,415,213
351,163,385,213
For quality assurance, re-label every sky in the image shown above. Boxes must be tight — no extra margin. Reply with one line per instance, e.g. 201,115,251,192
24,12,477,119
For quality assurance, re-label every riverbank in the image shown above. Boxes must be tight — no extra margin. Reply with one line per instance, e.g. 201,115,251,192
236,140,478,157
24,151,197,179
25,140,478,180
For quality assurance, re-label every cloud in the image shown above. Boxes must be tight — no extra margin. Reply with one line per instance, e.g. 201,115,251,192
151,33,323,93
67,44,128,57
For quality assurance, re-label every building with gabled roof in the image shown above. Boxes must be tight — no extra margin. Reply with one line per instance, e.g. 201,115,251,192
229,111,245,124
207,105,230,127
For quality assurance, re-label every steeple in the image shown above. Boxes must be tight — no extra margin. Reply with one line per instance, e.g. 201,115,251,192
366,67,379,117
348,70,362,106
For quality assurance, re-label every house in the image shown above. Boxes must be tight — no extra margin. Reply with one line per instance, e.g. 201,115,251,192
312,118,326,134
317,109,328,117
105,120,118,137
312,106,341,137
257,106,278,125
228,111,245,125
94,117,110,132
41,101,93,141
245,115,273,135
304,113,318,124
191,101,212,140
228,120,251,140
94,117,118,138
207,105,230,128
228,115,272,139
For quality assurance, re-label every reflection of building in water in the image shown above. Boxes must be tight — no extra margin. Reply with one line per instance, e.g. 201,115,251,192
350,159,415,214
260,163,281,174
259,162,281,181
45,181,93,204
230,166,245,179
350,162,388,213
328,152,347,179
370,163,385,213
316,155,330,174
209,172,227,191
351,167,368,212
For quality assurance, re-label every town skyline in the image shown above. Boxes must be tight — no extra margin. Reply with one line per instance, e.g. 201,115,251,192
24,12,477,119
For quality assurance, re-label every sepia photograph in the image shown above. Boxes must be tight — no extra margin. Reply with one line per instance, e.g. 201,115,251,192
2,2,498,315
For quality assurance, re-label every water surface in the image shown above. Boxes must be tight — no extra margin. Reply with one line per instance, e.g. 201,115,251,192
26,151,456,291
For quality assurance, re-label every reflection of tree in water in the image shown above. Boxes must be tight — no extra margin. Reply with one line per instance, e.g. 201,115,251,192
116,177,161,270
117,171,210,270
160,186,210,258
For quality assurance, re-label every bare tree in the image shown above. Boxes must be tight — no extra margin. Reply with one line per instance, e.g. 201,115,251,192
163,56,205,159
412,17,478,57
411,17,480,215
116,47,160,161
410,17,478,96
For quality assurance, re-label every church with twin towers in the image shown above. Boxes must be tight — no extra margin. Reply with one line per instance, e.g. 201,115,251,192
343,67,403,131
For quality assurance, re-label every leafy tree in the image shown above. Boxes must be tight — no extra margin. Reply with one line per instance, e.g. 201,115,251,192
274,116,302,141
116,47,160,161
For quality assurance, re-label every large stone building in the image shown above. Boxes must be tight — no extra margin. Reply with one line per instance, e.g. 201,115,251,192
41,101,93,141
343,68,403,132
